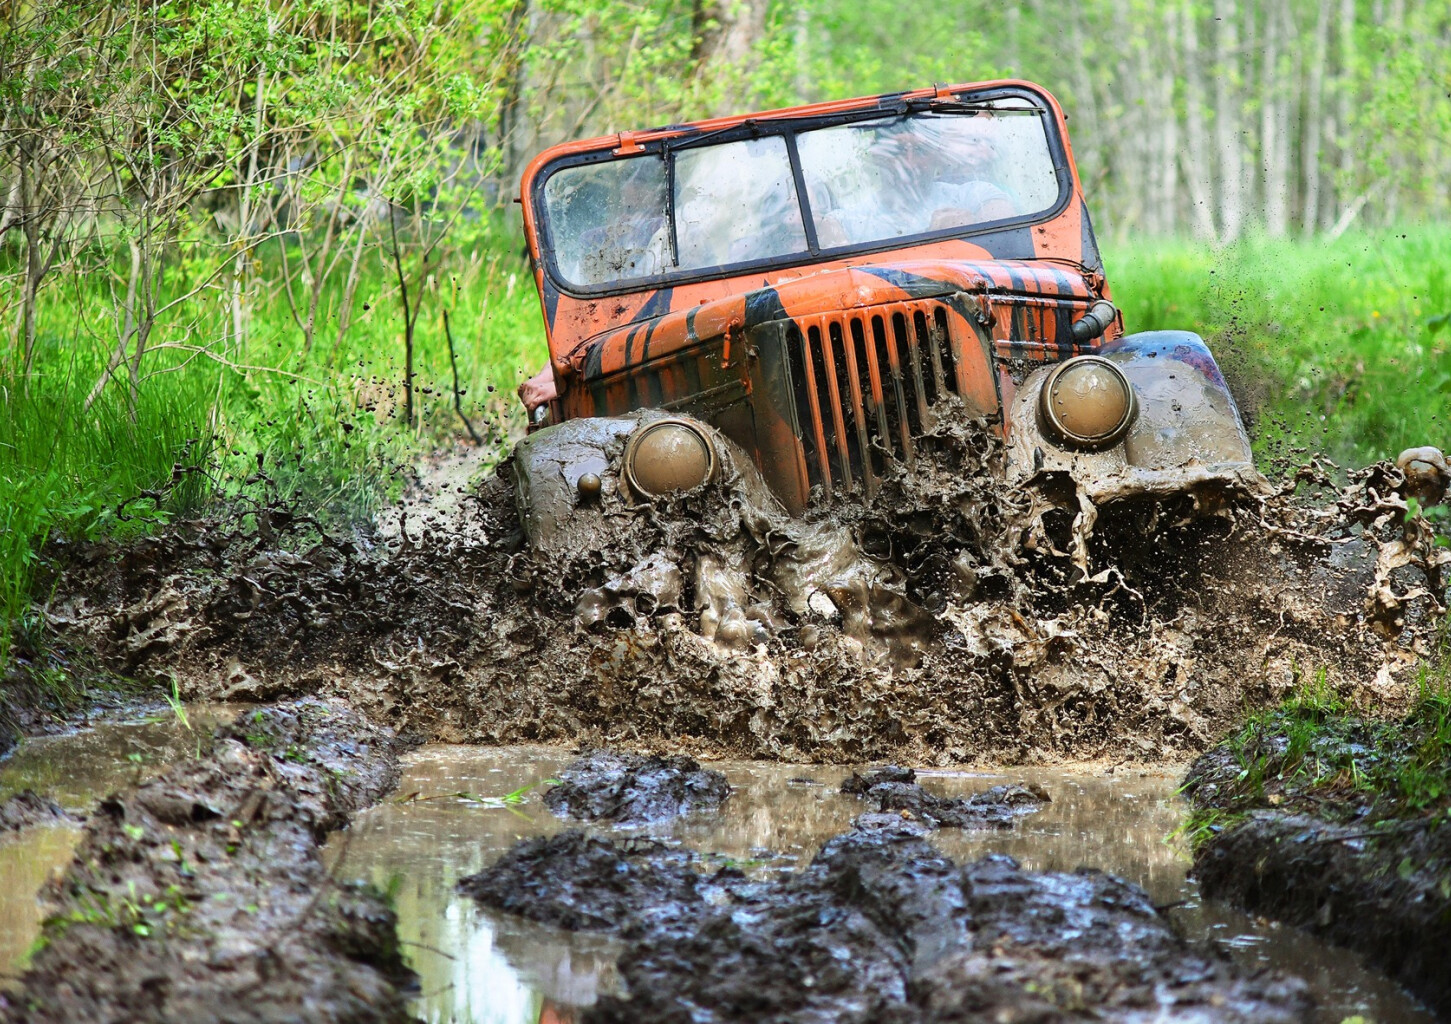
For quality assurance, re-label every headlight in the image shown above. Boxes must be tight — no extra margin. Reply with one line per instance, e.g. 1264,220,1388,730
622,418,717,498
1038,355,1137,449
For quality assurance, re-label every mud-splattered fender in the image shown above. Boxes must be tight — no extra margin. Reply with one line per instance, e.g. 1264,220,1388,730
1005,330,1266,504
509,415,639,560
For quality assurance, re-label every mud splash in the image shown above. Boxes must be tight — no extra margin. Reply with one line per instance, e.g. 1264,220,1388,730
39,423,1447,764
2,700,415,1023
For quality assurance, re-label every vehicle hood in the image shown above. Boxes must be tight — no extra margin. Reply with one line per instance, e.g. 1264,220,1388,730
568,259,1099,382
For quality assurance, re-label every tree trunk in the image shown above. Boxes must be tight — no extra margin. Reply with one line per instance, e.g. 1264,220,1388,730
1300,0,1331,236
1260,0,1286,235
1213,0,1242,241
1157,5,1180,235
1181,0,1217,239
1335,0,1358,220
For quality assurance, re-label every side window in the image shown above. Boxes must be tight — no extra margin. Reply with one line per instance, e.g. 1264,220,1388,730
672,136,808,270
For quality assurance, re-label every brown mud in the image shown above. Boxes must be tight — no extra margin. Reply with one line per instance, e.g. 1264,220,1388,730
1183,708,1451,1018
544,750,731,823
463,816,1313,1023
1,699,416,1024
39,422,1447,766
840,764,1049,829
0,792,72,833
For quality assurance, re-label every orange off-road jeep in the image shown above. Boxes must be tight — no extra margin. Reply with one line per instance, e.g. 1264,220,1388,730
510,80,1260,637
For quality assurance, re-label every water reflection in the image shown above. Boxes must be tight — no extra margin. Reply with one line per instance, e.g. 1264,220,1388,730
334,749,1435,1024
0,704,242,980
0,705,242,808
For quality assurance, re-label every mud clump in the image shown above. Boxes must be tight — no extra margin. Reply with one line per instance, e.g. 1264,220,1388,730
459,830,707,931
544,750,730,824
39,422,1448,765
841,764,1048,829
2,699,415,1024
466,821,1312,1023
0,790,74,832
1182,696,1451,1017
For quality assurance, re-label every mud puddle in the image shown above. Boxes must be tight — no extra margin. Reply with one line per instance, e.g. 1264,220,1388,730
0,703,241,981
329,745,1433,1024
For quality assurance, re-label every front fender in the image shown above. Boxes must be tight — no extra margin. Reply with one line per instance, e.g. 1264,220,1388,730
1005,330,1265,503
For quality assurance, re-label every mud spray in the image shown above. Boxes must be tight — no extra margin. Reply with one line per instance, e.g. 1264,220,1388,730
42,415,1447,766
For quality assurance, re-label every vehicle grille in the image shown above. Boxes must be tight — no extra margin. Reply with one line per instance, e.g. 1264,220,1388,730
786,300,961,500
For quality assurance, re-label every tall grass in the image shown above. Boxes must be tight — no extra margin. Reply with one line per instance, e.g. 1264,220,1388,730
1108,228,1451,467
0,223,545,669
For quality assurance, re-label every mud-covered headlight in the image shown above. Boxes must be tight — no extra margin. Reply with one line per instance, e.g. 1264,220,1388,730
1038,355,1138,449
622,418,718,498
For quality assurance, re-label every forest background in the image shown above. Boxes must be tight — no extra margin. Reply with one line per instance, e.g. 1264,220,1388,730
1,0,1449,666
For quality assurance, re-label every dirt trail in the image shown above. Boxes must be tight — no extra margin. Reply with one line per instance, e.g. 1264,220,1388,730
37,424,1447,766
1,700,414,1024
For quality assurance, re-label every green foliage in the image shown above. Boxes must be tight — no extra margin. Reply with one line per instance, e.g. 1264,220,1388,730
1108,228,1451,468
1181,636,1451,850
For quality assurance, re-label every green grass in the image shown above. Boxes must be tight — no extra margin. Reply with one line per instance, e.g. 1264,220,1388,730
1180,647,1451,849
1107,228,1451,469
0,221,546,675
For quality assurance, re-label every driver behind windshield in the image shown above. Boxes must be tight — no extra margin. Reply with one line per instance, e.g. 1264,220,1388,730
812,115,1018,246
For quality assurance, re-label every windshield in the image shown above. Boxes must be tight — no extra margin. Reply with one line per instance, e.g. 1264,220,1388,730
540,104,1063,291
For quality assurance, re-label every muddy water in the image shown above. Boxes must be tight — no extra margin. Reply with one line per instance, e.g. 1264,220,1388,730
332,746,1434,1024
0,705,240,980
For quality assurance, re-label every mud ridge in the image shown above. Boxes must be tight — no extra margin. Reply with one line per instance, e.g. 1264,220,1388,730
840,764,1048,828
1183,703,1451,1017
544,750,731,824
1,699,415,1024
39,427,1448,764
0,790,74,833
463,819,1313,1022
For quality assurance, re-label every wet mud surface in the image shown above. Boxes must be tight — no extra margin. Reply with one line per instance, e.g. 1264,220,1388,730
331,745,1433,1024
544,750,730,823
1184,704,1451,1018
841,764,1049,829
465,814,1312,1023
1,699,415,1023
37,426,1449,766
0,792,72,833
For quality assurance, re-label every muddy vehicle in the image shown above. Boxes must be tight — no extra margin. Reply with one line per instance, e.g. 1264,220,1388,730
511,80,1262,649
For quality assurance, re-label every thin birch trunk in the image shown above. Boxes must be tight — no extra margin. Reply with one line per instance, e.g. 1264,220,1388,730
1300,0,1332,236
1335,0,1358,219
1260,0,1286,235
1213,0,1242,240
1181,0,1217,239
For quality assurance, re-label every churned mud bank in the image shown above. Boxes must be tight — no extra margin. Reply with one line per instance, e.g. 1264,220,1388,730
1,699,415,1024
462,816,1313,1023
1182,684,1451,1017
37,427,1449,765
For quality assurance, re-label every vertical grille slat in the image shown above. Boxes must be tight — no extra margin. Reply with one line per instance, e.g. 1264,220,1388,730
820,320,855,493
789,298,961,500
843,318,877,496
796,321,835,499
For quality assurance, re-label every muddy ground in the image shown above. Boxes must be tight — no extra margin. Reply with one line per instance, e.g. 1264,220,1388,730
34,421,1447,766
0,699,415,1024
1183,701,1451,1018
462,816,1313,1023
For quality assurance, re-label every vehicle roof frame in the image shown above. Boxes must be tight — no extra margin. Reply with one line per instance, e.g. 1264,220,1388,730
526,82,1077,300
